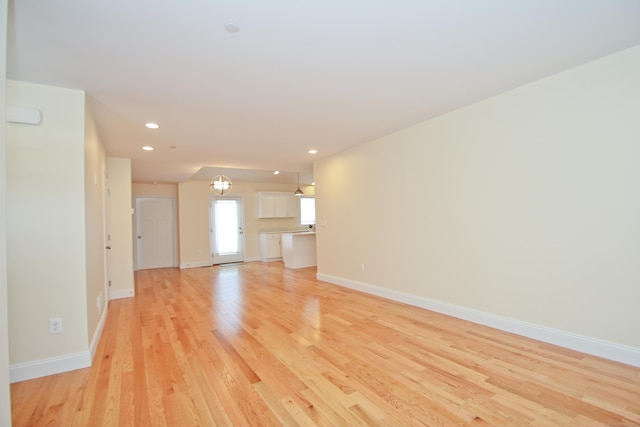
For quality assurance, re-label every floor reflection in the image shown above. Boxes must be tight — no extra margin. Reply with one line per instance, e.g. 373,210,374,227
212,265,244,334
302,297,322,343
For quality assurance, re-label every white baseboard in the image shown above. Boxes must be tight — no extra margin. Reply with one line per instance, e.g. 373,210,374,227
10,307,109,383
110,289,135,300
89,305,108,362
10,301,111,383
10,351,91,383
179,258,263,268
317,273,640,368
179,261,212,269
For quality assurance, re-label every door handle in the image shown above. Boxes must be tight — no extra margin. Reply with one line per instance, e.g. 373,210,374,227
106,246,111,250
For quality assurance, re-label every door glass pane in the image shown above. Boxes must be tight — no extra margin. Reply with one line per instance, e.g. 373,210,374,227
215,199,238,255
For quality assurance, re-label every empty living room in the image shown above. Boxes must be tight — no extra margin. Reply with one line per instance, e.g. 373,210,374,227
3,1,640,426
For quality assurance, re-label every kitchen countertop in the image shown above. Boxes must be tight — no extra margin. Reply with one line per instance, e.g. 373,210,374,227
260,230,315,235
280,231,316,236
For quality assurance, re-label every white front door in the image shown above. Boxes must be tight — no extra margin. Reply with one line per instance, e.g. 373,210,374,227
210,197,244,264
136,197,175,270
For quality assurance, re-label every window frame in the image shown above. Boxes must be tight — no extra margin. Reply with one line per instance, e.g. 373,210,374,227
299,196,316,226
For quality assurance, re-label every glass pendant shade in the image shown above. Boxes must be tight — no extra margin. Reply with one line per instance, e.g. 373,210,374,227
294,172,303,196
210,174,232,195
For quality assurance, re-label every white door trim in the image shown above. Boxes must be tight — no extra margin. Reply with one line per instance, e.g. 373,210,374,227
102,170,111,307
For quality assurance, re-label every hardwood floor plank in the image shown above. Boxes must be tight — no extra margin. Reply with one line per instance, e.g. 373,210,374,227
280,394,321,426
10,263,640,426
253,381,300,426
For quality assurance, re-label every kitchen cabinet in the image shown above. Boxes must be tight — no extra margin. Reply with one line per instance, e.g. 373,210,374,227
281,232,316,269
260,233,282,262
258,192,297,218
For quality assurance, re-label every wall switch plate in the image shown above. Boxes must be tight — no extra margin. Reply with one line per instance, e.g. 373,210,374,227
49,317,62,334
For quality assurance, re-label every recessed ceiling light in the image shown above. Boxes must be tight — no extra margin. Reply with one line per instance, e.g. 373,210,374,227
142,146,154,151
273,170,280,175
224,22,240,33
308,149,318,154
145,123,159,129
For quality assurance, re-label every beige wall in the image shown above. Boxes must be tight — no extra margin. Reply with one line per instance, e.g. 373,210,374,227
315,45,640,350
177,180,211,267
108,158,134,297
132,182,178,198
178,180,312,267
84,105,107,349
6,81,90,363
1,0,11,420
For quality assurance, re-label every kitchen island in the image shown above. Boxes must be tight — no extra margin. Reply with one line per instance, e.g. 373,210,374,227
280,232,316,269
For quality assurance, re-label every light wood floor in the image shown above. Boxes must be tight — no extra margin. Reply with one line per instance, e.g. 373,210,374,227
11,262,640,426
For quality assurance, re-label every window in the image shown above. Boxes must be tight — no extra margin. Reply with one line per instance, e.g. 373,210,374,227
213,199,239,255
300,197,316,225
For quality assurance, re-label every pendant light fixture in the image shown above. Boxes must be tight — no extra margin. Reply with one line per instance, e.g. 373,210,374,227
294,172,304,197
210,169,232,196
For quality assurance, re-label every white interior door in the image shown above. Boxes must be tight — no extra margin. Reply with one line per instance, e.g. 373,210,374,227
136,197,175,270
210,197,244,264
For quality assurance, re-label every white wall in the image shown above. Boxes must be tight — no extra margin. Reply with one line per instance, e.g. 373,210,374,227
0,0,12,421
6,81,90,370
84,105,107,355
315,46,640,363
178,180,312,267
107,158,134,299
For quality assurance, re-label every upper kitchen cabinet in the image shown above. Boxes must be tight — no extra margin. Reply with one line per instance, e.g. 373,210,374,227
258,192,297,218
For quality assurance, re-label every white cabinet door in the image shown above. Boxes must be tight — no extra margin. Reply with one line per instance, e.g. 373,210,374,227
258,192,276,218
274,193,288,217
258,192,296,218
260,233,282,261
266,236,280,258
283,193,298,217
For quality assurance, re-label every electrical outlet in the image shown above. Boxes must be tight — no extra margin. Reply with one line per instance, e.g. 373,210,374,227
360,263,365,272
49,317,62,334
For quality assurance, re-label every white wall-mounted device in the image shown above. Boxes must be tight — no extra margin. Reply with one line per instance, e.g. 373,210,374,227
6,106,42,125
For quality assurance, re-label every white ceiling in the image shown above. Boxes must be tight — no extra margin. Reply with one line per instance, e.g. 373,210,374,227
7,1,640,185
